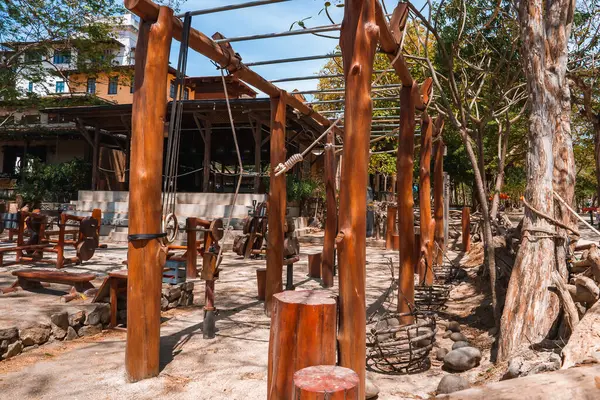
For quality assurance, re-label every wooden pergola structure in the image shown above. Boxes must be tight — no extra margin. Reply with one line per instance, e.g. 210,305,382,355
123,0,444,397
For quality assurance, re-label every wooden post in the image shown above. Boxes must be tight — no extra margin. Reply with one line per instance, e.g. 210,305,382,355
265,95,286,314
256,267,266,300
293,366,359,400
308,253,322,278
203,120,212,193
338,1,378,397
385,205,397,250
267,290,337,400
433,119,445,266
462,206,471,252
253,118,262,193
56,212,66,269
186,217,198,278
125,6,173,382
418,114,434,286
321,128,337,288
397,84,417,323
92,125,101,190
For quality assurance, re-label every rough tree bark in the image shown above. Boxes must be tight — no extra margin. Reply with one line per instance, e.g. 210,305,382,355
489,118,511,221
338,1,378,397
498,0,575,360
433,118,445,266
418,114,434,285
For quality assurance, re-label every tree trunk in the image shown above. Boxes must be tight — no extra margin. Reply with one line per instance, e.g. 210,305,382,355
498,0,575,360
321,129,337,288
433,123,445,266
418,114,434,285
338,2,378,397
490,118,510,221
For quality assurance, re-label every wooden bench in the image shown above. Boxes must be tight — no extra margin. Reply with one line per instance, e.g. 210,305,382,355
93,270,128,328
1,269,96,294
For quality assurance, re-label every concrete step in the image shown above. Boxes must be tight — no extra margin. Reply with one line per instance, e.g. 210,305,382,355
77,190,267,205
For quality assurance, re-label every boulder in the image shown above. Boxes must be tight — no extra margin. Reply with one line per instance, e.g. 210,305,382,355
375,317,400,342
443,330,453,339
450,332,469,342
452,341,471,350
167,300,179,309
436,348,450,361
161,296,169,311
446,321,461,332
3,340,23,359
64,326,78,341
69,311,86,327
443,347,482,372
50,311,69,330
19,324,51,346
52,325,68,340
85,304,110,326
77,323,103,337
437,375,470,394
185,293,194,306
365,377,380,399
0,327,18,341
162,287,181,302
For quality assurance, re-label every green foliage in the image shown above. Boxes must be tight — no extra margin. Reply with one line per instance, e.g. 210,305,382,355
287,175,324,203
15,158,90,204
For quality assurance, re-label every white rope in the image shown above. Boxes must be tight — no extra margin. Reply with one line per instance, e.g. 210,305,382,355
554,191,600,237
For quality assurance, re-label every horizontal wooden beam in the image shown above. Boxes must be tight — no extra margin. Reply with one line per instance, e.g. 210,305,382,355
124,0,333,131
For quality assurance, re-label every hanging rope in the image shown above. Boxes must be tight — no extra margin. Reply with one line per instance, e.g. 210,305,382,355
161,12,192,243
214,67,245,267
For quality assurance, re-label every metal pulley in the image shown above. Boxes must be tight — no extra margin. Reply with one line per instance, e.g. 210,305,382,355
162,213,179,244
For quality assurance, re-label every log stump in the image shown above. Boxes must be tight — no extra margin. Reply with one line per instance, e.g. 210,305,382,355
293,365,359,400
256,268,266,300
268,290,337,400
308,253,322,278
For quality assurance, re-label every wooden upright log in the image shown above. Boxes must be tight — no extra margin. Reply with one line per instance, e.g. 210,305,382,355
293,365,359,400
92,125,101,190
418,114,434,285
385,205,397,250
268,290,337,400
321,128,337,288
462,207,471,252
125,6,172,382
397,84,417,323
186,217,198,278
265,95,287,314
433,118,445,266
338,1,378,397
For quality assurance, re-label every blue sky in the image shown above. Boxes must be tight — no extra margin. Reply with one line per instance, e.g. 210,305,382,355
169,0,416,97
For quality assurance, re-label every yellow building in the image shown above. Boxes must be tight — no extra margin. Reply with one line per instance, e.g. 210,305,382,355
69,66,191,105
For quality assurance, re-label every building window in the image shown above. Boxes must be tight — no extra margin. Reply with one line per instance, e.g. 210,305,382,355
24,51,42,63
108,76,118,95
55,81,65,93
28,82,34,93
87,78,96,94
170,81,176,98
184,88,189,100
53,49,71,64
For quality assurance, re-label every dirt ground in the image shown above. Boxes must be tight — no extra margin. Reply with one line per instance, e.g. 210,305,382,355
0,216,596,399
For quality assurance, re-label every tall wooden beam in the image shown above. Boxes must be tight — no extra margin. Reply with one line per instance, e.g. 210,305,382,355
253,118,262,193
397,84,418,323
338,1,378,397
433,118,446,266
265,95,286,314
203,121,212,192
125,6,173,382
418,114,434,286
321,128,337,288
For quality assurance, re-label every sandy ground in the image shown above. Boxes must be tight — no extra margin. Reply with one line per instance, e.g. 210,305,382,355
0,217,595,399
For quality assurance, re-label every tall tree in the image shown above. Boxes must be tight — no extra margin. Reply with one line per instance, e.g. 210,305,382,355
498,0,576,359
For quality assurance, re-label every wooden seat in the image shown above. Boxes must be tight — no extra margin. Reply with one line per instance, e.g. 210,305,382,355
1,269,96,294
93,270,128,328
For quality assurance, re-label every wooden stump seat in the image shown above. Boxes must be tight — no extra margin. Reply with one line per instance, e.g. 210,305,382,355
293,365,359,399
308,252,322,278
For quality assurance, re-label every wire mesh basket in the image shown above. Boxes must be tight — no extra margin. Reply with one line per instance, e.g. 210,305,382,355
414,284,450,311
367,311,437,374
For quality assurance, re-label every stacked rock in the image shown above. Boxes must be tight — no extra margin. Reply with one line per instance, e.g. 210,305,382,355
161,282,194,311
